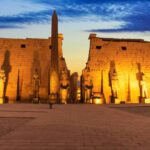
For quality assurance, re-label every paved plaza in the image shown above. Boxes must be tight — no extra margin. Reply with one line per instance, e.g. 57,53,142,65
0,104,150,150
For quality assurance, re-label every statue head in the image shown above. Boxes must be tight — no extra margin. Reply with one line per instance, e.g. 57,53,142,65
61,70,68,80
33,69,39,79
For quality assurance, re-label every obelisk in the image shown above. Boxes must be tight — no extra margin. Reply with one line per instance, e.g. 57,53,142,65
49,11,60,103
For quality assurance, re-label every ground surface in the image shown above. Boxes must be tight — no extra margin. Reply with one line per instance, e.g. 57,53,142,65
0,104,149,150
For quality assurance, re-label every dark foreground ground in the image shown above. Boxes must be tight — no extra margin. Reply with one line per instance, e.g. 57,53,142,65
0,104,149,150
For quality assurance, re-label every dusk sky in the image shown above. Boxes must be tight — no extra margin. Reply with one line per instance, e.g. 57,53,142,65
0,0,150,74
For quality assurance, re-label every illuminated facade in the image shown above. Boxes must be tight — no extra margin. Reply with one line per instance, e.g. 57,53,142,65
82,34,150,104
0,11,70,104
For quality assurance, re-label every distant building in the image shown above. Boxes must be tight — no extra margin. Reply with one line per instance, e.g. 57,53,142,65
0,11,70,104
82,33,150,104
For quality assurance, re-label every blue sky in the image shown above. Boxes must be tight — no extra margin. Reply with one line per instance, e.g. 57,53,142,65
0,0,150,74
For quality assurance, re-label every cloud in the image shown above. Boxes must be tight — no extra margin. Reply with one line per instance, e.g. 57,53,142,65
0,0,48,16
0,24,22,29
0,10,52,29
0,0,149,33
87,1,150,32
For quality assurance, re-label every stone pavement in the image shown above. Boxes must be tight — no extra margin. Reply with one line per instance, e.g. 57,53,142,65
0,104,150,150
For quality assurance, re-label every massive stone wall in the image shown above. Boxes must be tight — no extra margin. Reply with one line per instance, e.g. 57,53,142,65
0,35,69,103
82,34,150,104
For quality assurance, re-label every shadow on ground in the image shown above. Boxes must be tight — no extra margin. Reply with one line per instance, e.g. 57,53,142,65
109,105,150,117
